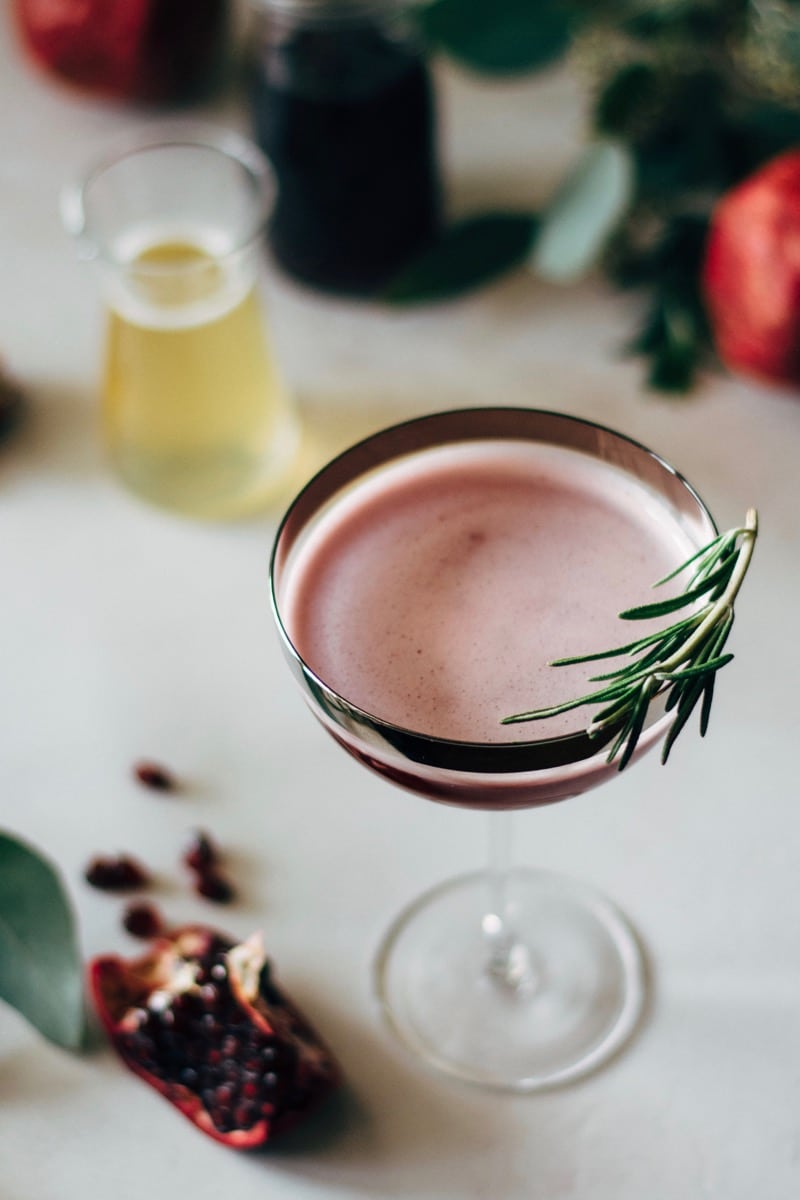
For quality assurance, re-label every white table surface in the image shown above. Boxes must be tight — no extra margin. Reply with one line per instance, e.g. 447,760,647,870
2,10,799,1198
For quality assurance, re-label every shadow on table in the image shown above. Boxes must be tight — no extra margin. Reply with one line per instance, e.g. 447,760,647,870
247,916,659,1197
235,991,565,1199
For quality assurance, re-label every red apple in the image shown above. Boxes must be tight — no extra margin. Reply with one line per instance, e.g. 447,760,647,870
703,149,800,388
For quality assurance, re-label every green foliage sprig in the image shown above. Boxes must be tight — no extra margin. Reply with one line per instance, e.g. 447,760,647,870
0,834,85,1049
396,0,800,391
502,510,758,767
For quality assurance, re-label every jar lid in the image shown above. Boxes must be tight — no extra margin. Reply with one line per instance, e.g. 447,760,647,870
251,0,409,25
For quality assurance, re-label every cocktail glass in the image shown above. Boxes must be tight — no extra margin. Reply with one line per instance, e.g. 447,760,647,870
269,408,715,1090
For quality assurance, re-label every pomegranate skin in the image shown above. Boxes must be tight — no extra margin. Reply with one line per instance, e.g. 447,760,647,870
14,0,229,103
89,925,342,1149
14,0,149,97
703,150,800,388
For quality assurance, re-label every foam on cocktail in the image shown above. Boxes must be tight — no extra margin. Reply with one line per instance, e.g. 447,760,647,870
283,441,698,744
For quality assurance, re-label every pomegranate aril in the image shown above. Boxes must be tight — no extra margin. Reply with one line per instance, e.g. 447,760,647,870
235,1102,257,1128
122,901,165,940
195,872,235,903
183,830,218,873
211,1108,232,1133
134,760,178,792
85,855,150,892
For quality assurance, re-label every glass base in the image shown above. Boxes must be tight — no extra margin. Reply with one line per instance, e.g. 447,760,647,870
374,869,646,1092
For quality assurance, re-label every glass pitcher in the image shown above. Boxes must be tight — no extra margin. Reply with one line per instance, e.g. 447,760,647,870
62,124,300,520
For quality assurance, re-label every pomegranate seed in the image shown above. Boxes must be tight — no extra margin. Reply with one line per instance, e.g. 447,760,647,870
85,855,150,892
183,830,218,873
133,760,177,792
195,872,235,904
234,1102,257,1128
122,902,165,940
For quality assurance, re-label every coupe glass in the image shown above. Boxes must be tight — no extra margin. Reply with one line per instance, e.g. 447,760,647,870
269,408,715,1090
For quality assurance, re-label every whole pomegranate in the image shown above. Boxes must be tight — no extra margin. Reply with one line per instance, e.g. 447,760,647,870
703,150,800,388
14,0,230,103
90,925,342,1147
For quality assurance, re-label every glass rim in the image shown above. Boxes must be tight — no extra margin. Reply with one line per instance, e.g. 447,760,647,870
269,406,718,773
60,121,275,271
252,0,415,27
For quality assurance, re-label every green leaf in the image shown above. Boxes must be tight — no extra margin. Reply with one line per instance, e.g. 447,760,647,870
503,516,758,768
416,0,575,74
0,834,85,1050
621,559,733,619
594,62,660,138
656,653,734,681
532,140,634,283
383,213,537,305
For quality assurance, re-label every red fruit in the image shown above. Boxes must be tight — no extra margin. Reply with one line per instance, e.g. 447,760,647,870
89,926,342,1148
703,150,800,387
85,855,150,892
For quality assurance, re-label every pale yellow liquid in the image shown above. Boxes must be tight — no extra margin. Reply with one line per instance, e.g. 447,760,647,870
103,239,298,519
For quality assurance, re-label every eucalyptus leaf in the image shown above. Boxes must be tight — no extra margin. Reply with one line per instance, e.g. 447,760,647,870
383,213,537,305
416,0,575,75
532,140,634,283
0,834,85,1050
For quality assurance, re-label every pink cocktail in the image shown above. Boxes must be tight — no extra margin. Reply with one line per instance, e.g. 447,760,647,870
270,409,715,1089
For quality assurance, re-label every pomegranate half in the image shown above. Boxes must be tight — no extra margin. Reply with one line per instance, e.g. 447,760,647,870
90,925,342,1149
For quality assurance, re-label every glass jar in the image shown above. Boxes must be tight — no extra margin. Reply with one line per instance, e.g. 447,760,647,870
248,0,441,296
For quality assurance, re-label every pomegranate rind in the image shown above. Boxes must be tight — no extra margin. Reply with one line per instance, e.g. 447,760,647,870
88,926,342,1149
703,150,800,388
13,0,150,97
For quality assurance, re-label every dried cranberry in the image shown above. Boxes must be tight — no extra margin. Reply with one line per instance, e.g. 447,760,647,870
133,760,177,792
89,926,341,1148
85,855,150,892
123,902,166,940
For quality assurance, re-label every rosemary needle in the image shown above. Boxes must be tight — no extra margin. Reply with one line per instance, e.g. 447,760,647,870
502,509,758,769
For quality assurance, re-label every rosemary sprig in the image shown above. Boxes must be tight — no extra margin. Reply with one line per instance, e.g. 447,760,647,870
502,509,758,769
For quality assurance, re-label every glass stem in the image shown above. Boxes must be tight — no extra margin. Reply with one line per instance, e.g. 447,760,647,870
483,811,538,992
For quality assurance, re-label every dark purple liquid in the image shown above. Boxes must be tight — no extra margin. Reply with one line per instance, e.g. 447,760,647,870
249,26,441,295
139,0,229,102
